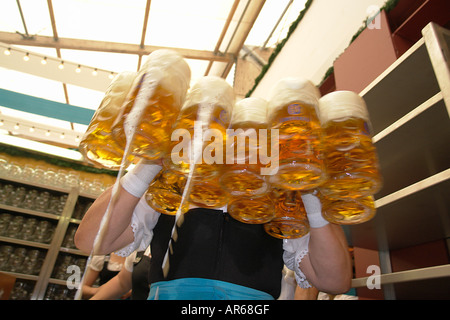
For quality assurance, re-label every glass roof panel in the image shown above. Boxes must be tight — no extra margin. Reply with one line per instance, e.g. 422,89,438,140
0,0,27,33
246,0,308,47
0,0,310,154
145,0,236,50
0,67,67,103
51,0,147,44
17,0,53,37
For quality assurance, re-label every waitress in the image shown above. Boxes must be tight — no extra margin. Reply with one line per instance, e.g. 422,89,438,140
81,252,126,299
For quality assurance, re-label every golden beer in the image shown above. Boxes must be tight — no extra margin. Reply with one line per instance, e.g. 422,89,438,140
228,193,275,224
111,50,191,161
321,194,376,225
164,76,235,179
79,72,136,169
220,97,270,196
264,189,310,239
189,176,230,209
318,91,382,199
267,78,327,191
145,168,190,216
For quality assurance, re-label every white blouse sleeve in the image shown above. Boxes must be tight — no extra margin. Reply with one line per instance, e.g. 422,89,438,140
123,251,137,272
89,255,106,271
282,233,312,289
115,196,160,257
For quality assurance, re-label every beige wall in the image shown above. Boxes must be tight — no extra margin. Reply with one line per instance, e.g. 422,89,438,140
250,0,388,99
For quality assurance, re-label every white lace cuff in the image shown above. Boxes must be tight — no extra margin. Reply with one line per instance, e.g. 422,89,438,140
283,233,312,289
116,196,160,257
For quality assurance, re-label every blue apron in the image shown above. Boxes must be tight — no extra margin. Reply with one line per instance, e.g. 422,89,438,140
148,278,274,300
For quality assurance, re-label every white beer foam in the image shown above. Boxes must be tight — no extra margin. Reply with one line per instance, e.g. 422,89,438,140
267,77,321,115
182,76,235,114
231,97,268,125
318,91,370,125
139,49,191,107
94,71,137,120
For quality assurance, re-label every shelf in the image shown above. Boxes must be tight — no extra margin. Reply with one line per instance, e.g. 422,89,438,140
346,23,450,299
352,264,450,299
0,174,73,194
59,246,88,257
374,99,450,199
0,271,39,282
352,264,450,287
361,37,441,135
0,236,51,250
47,278,68,286
0,203,61,220
0,167,104,299
349,175,450,250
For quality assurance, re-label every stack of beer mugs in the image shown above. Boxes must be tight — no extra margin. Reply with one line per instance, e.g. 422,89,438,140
79,71,137,169
80,53,382,240
146,76,235,215
317,91,382,225
220,97,275,224
262,77,326,239
80,49,192,170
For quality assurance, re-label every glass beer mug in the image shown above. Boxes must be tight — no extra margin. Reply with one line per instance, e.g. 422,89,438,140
220,97,271,197
264,189,310,239
321,194,376,225
228,193,275,224
79,71,137,169
164,76,235,209
267,77,327,191
318,91,382,200
145,168,190,216
111,49,191,162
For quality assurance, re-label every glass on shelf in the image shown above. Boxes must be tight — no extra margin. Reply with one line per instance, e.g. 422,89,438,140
62,225,77,249
8,161,22,179
0,213,13,236
66,171,80,188
54,169,68,187
21,164,35,182
0,245,14,270
0,156,10,175
9,279,35,300
32,166,46,183
43,168,57,186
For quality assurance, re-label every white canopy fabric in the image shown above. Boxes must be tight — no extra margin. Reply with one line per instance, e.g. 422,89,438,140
0,0,307,150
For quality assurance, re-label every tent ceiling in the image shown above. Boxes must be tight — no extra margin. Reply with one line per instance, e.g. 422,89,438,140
0,0,307,154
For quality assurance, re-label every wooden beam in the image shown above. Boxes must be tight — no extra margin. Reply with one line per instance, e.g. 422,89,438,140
0,31,234,62
205,0,240,76
140,0,151,48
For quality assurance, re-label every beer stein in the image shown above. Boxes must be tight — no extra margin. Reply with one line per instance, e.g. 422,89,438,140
79,71,137,169
112,49,191,162
321,194,376,225
164,76,234,178
267,77,327,191
189,175,229,209
220,97,271,197
264,189,310,239
228,193,275,224
145,168,190,216
164,76,235,209
318,91,382,200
